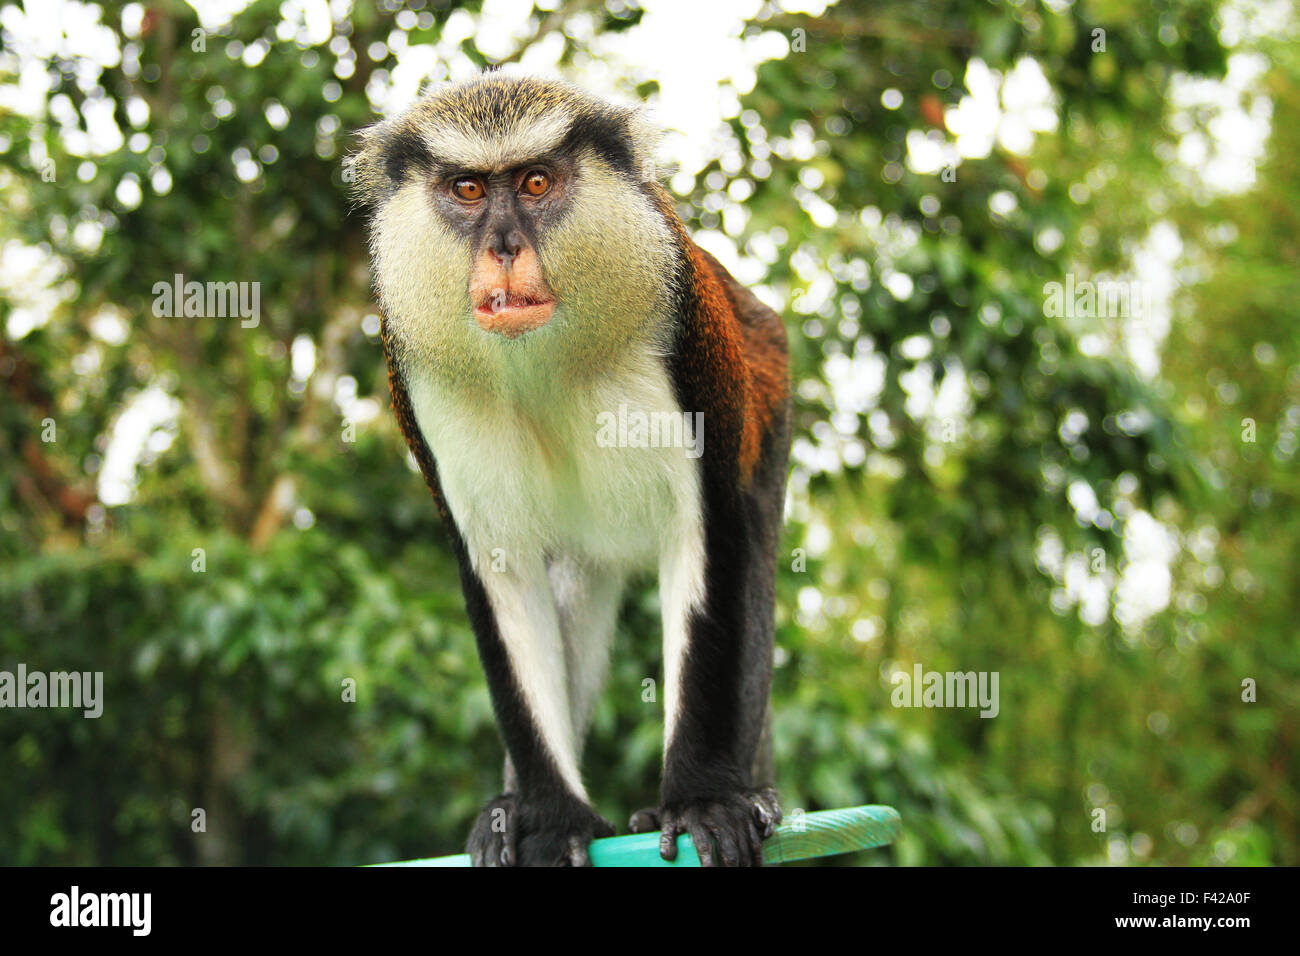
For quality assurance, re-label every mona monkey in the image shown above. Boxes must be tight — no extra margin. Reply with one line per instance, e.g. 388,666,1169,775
349,74,791,866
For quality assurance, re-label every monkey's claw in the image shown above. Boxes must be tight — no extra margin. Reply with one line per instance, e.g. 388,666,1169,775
652,787,781,867
467,793,614,866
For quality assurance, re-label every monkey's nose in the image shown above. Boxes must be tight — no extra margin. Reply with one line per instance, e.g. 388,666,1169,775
489,229,525,267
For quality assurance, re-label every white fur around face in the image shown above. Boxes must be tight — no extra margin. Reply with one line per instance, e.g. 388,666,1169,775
373,148,677,394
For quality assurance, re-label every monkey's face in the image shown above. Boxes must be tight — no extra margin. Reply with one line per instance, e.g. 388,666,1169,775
352,75,677,378
437,160,570,340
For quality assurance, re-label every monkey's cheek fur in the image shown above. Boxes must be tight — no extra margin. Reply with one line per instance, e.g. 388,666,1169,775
473,300,557,339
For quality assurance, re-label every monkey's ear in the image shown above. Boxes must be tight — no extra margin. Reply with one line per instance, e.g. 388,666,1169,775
344,121,388,212
624,107,670,185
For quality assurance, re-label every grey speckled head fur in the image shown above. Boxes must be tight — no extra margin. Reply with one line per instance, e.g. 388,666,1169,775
349,73,681,391
348,73,661,210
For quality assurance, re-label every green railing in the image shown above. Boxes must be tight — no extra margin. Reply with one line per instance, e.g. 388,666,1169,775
372,804,900,867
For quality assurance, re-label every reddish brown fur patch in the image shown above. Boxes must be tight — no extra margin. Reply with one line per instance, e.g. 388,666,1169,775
674,241,789,486
691,247,790,482
683,242,760,480
644,184,790,487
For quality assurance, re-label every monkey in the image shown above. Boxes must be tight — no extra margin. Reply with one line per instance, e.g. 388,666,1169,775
349,73,791,866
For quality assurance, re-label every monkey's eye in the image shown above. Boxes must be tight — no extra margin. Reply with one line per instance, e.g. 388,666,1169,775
453,177,485,201
521,169,551,197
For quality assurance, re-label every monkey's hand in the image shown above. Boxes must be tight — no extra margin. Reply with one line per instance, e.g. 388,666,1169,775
633,787,781,867
467,793,614,866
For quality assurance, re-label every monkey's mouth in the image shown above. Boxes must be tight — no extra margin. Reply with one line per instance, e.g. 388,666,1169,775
473,291,557,339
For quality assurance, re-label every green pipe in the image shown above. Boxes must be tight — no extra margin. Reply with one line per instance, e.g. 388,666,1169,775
371,804,900,867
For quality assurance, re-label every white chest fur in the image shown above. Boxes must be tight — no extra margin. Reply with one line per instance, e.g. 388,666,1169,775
404,343,703,576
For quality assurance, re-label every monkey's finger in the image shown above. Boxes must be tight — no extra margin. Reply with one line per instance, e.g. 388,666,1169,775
659,822,682,861
713,824,741,867
499,820,518,866
693,825,717,867
566,834,593,867
748,823,766,866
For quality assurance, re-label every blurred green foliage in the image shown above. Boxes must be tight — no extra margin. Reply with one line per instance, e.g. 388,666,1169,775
0,0,1295,866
